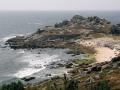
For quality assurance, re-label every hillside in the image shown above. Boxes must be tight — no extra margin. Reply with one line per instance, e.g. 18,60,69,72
6,15,115,49
5,15,120,90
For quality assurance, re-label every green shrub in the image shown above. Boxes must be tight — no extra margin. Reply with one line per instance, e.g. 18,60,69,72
91,80,111,90
46,74,79,90
0,81,24,90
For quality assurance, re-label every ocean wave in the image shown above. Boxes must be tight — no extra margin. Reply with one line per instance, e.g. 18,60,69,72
13,51,60,78
14,67,45,78
17,49,25,54
0,33,32,43
1,34,24,42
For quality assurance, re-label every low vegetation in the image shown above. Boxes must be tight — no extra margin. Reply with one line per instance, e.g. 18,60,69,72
0,81,24,90
65,43,96,55
24,56,120,90
73,54,96,65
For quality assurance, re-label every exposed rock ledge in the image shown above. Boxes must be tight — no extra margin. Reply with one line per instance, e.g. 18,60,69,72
6,15,119,49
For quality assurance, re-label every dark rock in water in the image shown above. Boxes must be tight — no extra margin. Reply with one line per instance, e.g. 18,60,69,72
57,63,65,67
66,50,74,54
21,77,35,82
38,52,41,54
65,63,73,68
46,74,52,77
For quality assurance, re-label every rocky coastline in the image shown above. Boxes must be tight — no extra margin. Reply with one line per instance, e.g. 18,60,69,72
5,15,120,90
6,15,117,49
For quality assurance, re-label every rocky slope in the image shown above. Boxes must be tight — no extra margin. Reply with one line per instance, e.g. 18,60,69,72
6,15,115,49
25,56,120,90
4,15,120,90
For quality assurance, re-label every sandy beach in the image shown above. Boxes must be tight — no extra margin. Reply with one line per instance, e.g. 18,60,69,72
76,37,120,62
95,47,119,62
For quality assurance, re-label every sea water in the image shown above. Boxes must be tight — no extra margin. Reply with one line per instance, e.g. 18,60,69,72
0,11,120,83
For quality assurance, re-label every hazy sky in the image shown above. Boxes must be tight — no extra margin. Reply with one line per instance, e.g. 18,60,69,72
0,0,119,11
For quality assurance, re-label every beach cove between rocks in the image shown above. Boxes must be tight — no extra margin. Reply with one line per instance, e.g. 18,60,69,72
5,15,120,89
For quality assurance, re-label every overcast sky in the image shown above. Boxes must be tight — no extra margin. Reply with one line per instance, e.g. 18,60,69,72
0,0,119,11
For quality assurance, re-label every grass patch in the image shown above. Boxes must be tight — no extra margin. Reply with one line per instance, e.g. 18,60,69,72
73,54,96,65
65,43,96,54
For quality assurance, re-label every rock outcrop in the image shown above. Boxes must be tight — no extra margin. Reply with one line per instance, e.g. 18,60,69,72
55,15,112,33
111,23,120,35
6,15,115,49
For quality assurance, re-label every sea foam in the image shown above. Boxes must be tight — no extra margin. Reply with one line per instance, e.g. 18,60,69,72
14,50,60,78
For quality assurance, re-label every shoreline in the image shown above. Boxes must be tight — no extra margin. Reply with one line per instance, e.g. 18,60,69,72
2,36,119,84
1,14,120,89
0,46,82,84
76,37,120,63
95,47,119,63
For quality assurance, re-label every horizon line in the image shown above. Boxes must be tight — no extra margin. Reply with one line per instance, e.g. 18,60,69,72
0,10,120,12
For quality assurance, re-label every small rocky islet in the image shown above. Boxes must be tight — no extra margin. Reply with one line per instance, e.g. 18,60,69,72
6,15,120,90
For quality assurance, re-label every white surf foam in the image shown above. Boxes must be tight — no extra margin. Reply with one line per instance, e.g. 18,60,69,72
17,49,25,54
14,51,60,78
1,34,24,42
14,67,45,78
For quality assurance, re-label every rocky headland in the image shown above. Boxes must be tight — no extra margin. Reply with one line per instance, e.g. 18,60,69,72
6,15,113,49
5,15,120,90
6,15,120,62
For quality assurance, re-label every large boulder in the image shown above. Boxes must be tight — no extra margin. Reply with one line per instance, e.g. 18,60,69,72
111,24,120,35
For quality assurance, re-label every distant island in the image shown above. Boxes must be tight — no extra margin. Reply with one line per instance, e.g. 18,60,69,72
4,15,120,90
